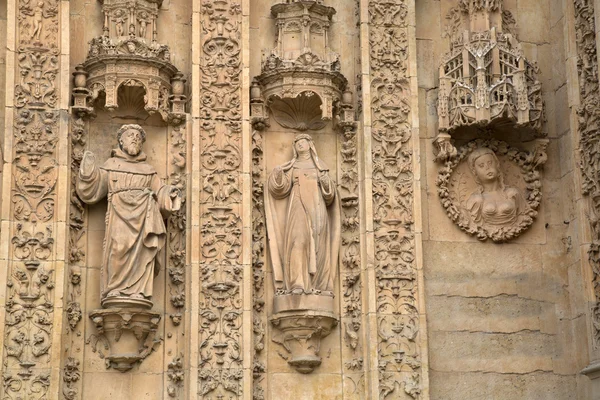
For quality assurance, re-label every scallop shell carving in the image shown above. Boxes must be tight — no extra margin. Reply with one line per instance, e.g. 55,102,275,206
115,84,148,119
269,92,327,131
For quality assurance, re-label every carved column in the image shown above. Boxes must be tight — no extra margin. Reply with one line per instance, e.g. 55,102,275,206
190,0,252,398
573,0,600,394
360,0,429,398
0,0,72,398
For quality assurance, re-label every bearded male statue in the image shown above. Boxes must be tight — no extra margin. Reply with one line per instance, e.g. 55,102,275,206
77,124,182,309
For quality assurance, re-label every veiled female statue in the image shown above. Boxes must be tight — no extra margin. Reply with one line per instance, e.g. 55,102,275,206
265,134,341,295
466,147,530,231
77,124,181,308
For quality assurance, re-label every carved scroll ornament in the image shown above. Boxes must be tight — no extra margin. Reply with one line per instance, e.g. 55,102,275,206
437,139,547,242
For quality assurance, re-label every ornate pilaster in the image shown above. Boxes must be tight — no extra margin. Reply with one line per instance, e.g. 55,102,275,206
191,0,251,398
360,0,429,398
573,0,600,372
0,0,71,398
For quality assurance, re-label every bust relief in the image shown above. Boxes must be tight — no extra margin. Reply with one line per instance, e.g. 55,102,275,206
466,147,531,232
437,139,547,242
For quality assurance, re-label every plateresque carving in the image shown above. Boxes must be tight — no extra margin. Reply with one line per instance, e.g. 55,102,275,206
366,0,424,396
252,0,349,130
71,0,186,124
3,0,61,395
573,0,600,349
265,133,340,373
266,134,340,295
437,139,547,242
77,124,181,371
437,0,544,141
435,0,547,242
197,0,245,397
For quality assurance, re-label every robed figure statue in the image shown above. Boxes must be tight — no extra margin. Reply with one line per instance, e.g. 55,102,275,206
265,134,341,295
77,124,182,309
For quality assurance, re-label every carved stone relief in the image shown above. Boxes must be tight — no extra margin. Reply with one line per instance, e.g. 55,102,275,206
251,121,267,399
77,125,181,308
367,0,423,397
437,139,547,242
167,124,187,327
438,0,544,138
197,1,244,398
76,124,181,371
2,0,61,396
73,0,186,124
252,0,349,129
435,0,547,241
573,0,600,349
265,133,340,373
252,0,358,377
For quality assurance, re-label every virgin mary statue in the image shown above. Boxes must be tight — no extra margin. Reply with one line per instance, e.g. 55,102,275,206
265,134,341,295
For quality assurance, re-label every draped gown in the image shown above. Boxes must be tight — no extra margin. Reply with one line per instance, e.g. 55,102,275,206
77,149,180,300
265,158,341,293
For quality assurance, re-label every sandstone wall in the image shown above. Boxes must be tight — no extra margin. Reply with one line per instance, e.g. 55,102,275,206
0,0,595,399
416,0,590,398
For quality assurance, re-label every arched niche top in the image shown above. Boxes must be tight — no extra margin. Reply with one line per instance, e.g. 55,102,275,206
267,91,328,131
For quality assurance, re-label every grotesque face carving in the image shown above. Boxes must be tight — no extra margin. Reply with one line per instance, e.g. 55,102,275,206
120,128,144,156
70,266,81,286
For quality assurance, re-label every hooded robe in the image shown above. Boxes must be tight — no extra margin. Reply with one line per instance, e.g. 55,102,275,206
76,148,180,300
264,139,341,293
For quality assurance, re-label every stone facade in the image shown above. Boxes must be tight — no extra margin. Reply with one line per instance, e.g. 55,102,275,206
0,0,597,399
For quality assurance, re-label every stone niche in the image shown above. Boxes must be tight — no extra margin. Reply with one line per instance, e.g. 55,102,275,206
68,0,188,387
251,0,358,384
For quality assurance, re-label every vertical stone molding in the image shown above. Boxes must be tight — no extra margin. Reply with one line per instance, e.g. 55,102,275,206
192,0,250,398
0,0,70,397
251,118,267,399
573,0,600,380
360,0,428,398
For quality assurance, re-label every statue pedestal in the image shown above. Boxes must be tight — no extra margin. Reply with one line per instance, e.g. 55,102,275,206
270,294,338,374
101,295,153,310
89,308,161,372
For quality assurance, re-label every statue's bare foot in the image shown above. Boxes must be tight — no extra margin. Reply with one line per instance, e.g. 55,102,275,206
106,290,121,298
131,294,144,299
291,288,304,295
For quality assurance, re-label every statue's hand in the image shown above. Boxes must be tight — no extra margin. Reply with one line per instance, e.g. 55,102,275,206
169,187,182,212
169,187,181,199
273,166,283,182
80,151,96,177
318,170,330,189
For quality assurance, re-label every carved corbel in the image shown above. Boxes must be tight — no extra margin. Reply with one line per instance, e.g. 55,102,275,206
271,309,338,374
88,308,162,372
432,132,457,163
335,90,357,134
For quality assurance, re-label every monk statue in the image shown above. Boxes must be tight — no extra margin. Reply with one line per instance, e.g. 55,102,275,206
265,133,341,296
77,124,182,309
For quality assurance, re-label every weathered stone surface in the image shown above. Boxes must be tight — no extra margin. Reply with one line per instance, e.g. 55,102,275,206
0,0,594,398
